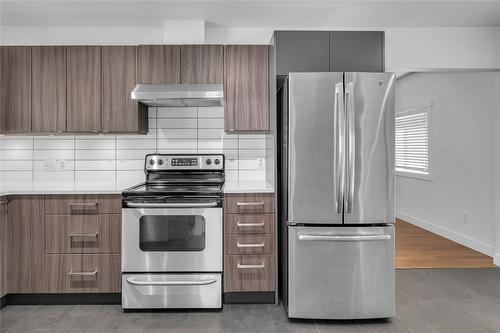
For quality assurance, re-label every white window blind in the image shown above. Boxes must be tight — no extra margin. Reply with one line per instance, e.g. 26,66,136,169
395,108,430,175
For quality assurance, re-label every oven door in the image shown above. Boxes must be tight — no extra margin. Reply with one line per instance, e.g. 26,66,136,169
122,207,222,272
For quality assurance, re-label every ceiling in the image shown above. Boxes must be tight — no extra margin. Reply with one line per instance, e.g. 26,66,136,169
1,1,500,28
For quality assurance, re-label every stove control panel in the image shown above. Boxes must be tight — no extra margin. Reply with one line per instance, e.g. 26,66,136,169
145,154,224,171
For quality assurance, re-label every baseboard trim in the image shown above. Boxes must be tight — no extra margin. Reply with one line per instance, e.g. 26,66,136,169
4,293,121,306
397,211,494,257
224,292,275,304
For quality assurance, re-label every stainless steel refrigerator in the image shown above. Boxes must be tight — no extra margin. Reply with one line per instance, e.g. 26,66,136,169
279,72,396,319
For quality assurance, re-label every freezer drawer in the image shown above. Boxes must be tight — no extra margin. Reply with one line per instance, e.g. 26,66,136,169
122,273,222,309
288,225,394,319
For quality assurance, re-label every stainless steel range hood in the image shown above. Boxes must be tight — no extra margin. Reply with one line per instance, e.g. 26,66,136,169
131,84,224,107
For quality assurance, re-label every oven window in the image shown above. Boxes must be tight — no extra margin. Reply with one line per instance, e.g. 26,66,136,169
139,215,206,251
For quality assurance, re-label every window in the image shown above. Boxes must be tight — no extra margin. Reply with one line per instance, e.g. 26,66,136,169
395,103,430,177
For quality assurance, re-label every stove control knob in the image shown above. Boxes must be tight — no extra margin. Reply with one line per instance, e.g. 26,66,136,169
205,158,212,165
214,159,220,165
158,159,164,165
149,159,155,166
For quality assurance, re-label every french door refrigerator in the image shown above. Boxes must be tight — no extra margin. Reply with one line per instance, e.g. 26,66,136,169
279,72,396,319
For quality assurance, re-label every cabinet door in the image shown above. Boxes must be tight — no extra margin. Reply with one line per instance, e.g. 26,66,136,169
32,46,67,133
330,31,384,72
224,45,269,132
0,46,31,133
274,31,330,75
66,46,101,132
7,196,45,293
137,45,180,84
102,46,146,133
180,45,223,84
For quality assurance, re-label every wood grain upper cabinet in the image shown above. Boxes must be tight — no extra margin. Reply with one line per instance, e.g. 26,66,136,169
0,46,32,133
137,45,180,84
66,46,101,132
329,31,384,72
101,46,146,133
224,45,269,132
180,45,223,84
31,46,67,133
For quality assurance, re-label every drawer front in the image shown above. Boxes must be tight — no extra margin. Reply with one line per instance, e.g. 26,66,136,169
45,214,121,254
44,254,121,293
122,273,222,309
224,255,275,292
224,214,274,234
45,194,121,214
225,234,274,255
225,193,275,214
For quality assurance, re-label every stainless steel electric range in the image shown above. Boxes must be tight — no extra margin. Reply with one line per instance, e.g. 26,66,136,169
121,153,224,309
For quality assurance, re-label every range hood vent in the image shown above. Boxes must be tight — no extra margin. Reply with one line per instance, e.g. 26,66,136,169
131,84,224,107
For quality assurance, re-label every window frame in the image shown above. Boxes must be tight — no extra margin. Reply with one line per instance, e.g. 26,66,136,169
395,100,433,182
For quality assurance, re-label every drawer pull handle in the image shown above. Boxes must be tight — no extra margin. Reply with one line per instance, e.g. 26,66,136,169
237,242,265,248
236,201,265,207
68,270,98,277
68,233,98,240
237,222,265,227
237,263,265,269
69,202,98,212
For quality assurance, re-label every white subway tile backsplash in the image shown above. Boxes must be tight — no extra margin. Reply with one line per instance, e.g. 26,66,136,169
157,118,197,129
75,149,115,160
75,139,115,150
157,107,197,118
0,107,273,190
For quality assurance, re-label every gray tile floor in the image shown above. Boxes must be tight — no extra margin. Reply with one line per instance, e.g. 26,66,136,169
2,269,500,333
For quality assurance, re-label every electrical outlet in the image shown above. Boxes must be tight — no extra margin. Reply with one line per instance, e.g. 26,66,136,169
463,212,469,223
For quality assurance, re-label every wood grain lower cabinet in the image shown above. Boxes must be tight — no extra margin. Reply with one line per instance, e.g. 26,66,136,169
7,196,45,293
224,255,275,292
31,46,67,133
45,194,121,214
224,193,276,294
0,46,32,133
44,254,120,293
66,46,101,132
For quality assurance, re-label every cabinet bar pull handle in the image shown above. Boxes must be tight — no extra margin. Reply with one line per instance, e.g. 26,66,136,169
237,263,265,269
69,202,98,212
68,270,98,277
237,222,265,227
236,201,265,206
68,233,98,240
237,242,265,248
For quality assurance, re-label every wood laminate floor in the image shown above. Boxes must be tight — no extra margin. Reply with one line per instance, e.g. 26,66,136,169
396,218,494,269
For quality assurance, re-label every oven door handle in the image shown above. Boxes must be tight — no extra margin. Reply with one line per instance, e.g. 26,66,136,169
126,202,218,208
126,277,218,286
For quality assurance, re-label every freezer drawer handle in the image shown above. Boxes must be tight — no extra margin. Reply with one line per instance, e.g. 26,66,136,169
237,222,265,227
126,277,217,286
68,233,98,240
237,263,266,269
127,202,218,208
237,242,265,248
236,201,265,207
298,234,391,242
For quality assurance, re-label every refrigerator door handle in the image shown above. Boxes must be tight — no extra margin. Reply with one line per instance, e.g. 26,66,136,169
298,234,391,242
334,82,345,214
345,82,355,214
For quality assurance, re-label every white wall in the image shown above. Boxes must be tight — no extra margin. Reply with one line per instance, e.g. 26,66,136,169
396,71,499,256
2,26,500,69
